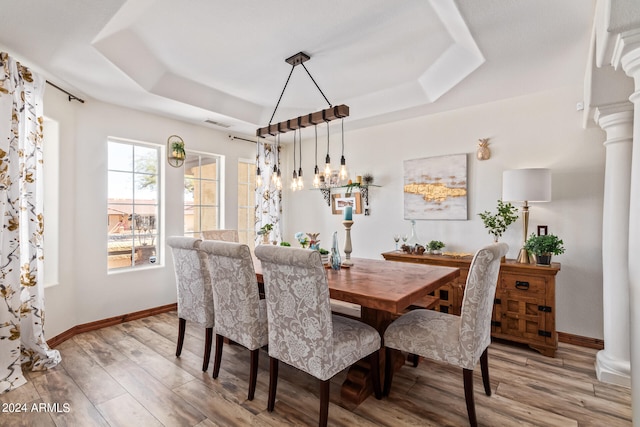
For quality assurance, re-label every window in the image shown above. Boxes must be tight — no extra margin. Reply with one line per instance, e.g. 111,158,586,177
107,138,160,271
238,159,256,249
43,117,59,286
184,153,220,238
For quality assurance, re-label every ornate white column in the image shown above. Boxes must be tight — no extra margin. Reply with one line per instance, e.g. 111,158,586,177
614,28,640,425
594,103,633,387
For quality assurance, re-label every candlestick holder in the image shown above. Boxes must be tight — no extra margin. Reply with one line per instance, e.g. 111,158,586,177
342,220,354,266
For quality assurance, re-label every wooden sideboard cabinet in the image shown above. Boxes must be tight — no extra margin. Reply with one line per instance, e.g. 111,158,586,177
381,251,561,357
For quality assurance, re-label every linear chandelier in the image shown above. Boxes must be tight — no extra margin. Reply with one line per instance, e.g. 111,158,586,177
256,52,349,138
255,52,350,192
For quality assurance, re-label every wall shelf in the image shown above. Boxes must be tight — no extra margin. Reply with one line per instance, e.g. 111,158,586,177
313,184,380,214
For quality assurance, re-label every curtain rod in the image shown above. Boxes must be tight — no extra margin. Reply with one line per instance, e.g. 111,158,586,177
46,80,84,103
228,135,265,144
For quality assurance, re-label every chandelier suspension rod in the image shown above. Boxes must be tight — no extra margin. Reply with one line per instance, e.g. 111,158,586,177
267,65,296,126
300,63,331,108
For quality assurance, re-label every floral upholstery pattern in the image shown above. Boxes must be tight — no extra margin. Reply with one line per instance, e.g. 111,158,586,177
255,245,381,381
384,243,508,370
198,240,268,350
201,229,239,242
167,236,214,328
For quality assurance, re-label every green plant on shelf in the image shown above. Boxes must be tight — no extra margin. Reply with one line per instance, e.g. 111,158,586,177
170,141,186,160
427,240,445,251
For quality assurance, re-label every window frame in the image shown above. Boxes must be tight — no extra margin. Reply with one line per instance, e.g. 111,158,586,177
42,116,60,287
237,157,256,249
107,137,162,272
183,150,222,238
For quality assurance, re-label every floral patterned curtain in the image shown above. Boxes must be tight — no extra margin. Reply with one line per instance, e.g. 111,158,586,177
255,139,282,245
0,52,61,394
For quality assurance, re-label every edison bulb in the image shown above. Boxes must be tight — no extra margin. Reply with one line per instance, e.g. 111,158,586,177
339,164,348,180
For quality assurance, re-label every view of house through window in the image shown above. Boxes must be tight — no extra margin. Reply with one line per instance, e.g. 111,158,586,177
184,153,220,238
107,138,160,271
238,159,256,249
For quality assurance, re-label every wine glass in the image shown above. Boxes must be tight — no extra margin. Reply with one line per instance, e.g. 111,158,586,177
401,234,408,246
393,234,400,251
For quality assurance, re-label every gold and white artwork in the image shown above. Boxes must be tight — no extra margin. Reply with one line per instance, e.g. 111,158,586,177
403,154,468,220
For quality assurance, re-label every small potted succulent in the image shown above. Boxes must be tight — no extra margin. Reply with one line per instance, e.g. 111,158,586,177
523,233,565,265
427,240,445,255
318,248,330,265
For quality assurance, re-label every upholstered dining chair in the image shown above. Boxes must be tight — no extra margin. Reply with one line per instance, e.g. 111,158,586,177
199,240,268,401
383,242,508,427
167,236,214,371
201,229,239,242
255,245,382,427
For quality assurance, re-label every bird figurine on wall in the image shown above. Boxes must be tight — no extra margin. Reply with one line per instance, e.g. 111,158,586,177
477,138,491,160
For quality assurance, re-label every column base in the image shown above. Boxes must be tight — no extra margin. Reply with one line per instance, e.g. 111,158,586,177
596,350,631,387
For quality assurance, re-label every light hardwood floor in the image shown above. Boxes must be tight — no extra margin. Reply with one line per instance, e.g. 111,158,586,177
0,311,631,426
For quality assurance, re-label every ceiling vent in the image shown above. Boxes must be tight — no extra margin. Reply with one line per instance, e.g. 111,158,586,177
204,119,231,128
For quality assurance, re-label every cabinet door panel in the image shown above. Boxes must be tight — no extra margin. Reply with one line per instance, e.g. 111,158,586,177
499,292,548,344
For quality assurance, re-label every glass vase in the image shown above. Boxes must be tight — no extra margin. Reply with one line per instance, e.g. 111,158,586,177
330,231,342,270
407,219,421,247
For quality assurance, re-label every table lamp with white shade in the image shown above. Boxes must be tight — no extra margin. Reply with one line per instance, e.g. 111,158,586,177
502,168,552,263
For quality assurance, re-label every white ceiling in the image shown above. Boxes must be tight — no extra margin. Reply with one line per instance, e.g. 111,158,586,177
0,0,595,138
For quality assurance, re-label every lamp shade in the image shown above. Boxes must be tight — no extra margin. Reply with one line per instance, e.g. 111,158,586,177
502,168,551,202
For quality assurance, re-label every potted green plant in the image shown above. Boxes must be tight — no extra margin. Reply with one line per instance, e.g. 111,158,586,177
427,240,445,255
171,140,186,160
478,200,519,242
523,233,565,265
257,223,273,244
318,248,330,265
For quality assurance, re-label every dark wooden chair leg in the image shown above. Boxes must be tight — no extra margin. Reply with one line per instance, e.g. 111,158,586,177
319,379,330,427
248,349,259,401
176,318,186,357
267,357,279,412
480,348,491,396
370,350,382,400
203,327,213,371
410,353,420,367
383,347,395,396
212,334,224,378
463,368,478,427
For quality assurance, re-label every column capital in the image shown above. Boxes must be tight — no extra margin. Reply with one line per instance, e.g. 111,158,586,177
595,101,634,122
595,102,634,146
613,29,640,77
596,100,634,124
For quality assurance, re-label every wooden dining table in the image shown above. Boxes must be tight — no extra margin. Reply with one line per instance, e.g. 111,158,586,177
255,256,460,405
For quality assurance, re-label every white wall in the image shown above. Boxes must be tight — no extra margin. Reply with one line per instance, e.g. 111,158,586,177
42,89,256,337
284,85,606,339
43,83,607,341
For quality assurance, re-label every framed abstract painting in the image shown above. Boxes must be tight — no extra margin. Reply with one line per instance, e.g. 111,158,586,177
403,154,468,220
